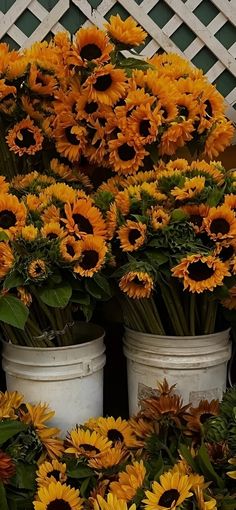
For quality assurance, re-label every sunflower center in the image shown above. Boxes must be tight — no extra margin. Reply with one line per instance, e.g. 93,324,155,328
80,250,99,270
47,499,71,510
34,263,45,275
179,105,189,118
189,214,202,227
94,74,112,92
65,127,80,145
133,276,144,286
85,101,99,114
72,214,93,234
219,245,234,261
47,469,61,481
118,143,136,162
188,261,214,281
205,99,213,117
0,210,16,229
16,128,36,148
143,155,154,171
80,44,102,61
210,218,230,235
139,119,151,137
107,429,124,442
200,412,215,424
161,107,168,119
80,443,100,454
155,216,164,223
128,228,142,245
66,244,75,257
158,489,180,508
47,233,58,240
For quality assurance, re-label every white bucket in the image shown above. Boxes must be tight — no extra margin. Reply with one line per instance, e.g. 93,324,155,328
123,328,231,416
1,323,105,435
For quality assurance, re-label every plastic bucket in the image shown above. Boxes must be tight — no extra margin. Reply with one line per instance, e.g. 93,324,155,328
1,323,106,435
123,328,231,415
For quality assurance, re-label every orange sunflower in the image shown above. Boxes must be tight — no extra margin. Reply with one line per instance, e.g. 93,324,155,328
118,220,147,252
119,271,154,299
181,204,209,233
54,114,87,163
59,235,81,263
185,399,220,434
204,119,234,159
6,118,43,156
171,176,205,200
110,460,146,501
69,26,113,67
149,207,170,231
109,134,147,175
65,427,112,459
0,194,26,238
74,235,107,277
27,63,57,96
83,64,127,105
105,14,147,47
203,205,236,241
64,199,107,238
0,242,14,279
172,253,230,293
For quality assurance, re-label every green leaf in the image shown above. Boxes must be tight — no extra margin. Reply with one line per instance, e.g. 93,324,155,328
179,444,198,472
38,282,72,308
67,465,94,479
197,444,224,489
0,421,27,447
3,271,24,290
93,273,111,296
118,57,154,72
13,463,36,490
79,477,91,498
207,188,224,207
0,480,8,510
147,142,159,164
145,250,168,265
0,232,9,241
221,497,236,510
0,295,29,330
80,304,94,322
171,209,188,222
72,292,91,305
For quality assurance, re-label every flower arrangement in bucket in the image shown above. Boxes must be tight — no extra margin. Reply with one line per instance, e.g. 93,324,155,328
1,380,236,510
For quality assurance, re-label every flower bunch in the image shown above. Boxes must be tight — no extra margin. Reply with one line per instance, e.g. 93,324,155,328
2,380,236,510
96,158,236,335
0,172,111,347
0,15,233,184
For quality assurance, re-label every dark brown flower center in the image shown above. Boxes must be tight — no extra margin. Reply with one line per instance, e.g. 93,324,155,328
205,99,213,117
47,499,71,510
0,210,16,229
66,244,75,257
132,276,144,286
188,260,214,281
200,412,214,424
65,127,80,145
210,218,230,235
16,128,36,148
47,233,58,240
128,228,142,245
178,105,189,118
189,214,203,227
161,107,168,119
80,44,102,61
85,101,99,114
139,119,151,137
34,263,45,275
94,74,112,92
47,469,61,481
72,214,93,234
159,489,180,507
219,245,234,261
118,143,136,161
80,443,100,454
107,429,124,442
80,250,99,270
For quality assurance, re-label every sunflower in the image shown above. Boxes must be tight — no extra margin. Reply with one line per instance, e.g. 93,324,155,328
64,199,107,238
88,444,129,470
41,205,61,224
0,80,16,115
40,183,77,206
85,416,141,448
0,194,26,238
83,64,127,106
6,118,43,156
105,14,146,47
149,207,170,231
36,459,67,487
222,285,236,310
194,486,217,510
41,222,65,240
115,190,131,215
0,390,24,419
95,493,136,510
110,460,146,501
172,254,230,293
224,193,236,212
189,160,225,185
27,63,57,96
203,205,236,241
109,134,147,175
214,239,236,263
50,158,92,190
21,225,38,241
60,235,81,262
0,450,15,484
69,26,113,67
65,428,112,458
143,471,192,510
159,120,194,156
227,458,236,480
27,259,48,281
185,400,220,434
181,204,210,233
54,115,87,163
204,119,234,159
74,235,107,277
119,271,154,299
171,176,205,200
0,176,9,194
17,286,32,307
128,103,161,143
33,481,83,510
106,202,118,239
139,393,189,429
129,416,155,446
21,95,44,122
0,242,14,279
118,220,146,252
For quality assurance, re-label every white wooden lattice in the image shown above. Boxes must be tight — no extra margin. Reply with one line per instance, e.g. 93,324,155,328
0,0,235,125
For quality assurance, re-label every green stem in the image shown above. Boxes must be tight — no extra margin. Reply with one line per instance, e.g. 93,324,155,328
201,293,208,333
158,280,184,336
204,300,217,334
139,298,165,335
189,293,196,336
168,281,189,335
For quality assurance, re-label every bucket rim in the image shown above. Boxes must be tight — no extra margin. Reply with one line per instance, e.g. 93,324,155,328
124,326,231,341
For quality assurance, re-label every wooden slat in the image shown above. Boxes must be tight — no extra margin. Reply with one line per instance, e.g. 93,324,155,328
28,0,65,34
0,0,32,39
211,0,236,25
21,0,70,48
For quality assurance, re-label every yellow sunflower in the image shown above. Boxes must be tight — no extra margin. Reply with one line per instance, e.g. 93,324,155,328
159,120,194,156
70,26,113,67
41,205,61,224
64,199,107,238
65,428,112,458
227,458,236,480
106,202,118,240
54,114,87,163
110,460,146,501
36,459,67,487
88,444,129,470
95,493,136,510
118,220,146,252
33,481,83,510
0,194,26,238
171,176,205,200
0,80,16,116
27,63,57,96
109,134,147,175
40,183,77,206
149,207,170,231
194,486,217,510
115,190,131,215
6,118,43,156
0,242,14,279
27,259,48,280
83,64,127,106
119,271,154,299
224,194,236,212
85,416,141,448
172,254,230,293
74,235,107,277
203,205,236,241
181,204,209,233
0,390,24,420
204,119,234,159
129,416,155,446
41,222,65,240
189,160,225,185
0,176,9,194
59,235,81,263
143,471,193,510
128,103,161,143
105,14,146,47
21,225,38,241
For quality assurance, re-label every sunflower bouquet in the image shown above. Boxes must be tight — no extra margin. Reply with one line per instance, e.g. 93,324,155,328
0,171,112,347
2,380,236,510
0,15,233,185
95,157,236,336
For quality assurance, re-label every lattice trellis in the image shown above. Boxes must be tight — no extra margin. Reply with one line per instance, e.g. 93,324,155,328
0,0,236,124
